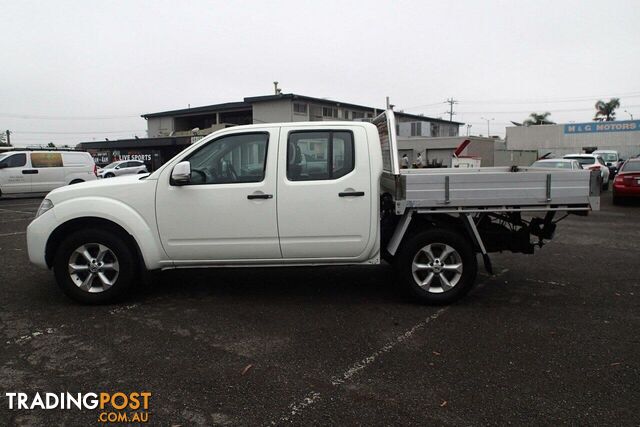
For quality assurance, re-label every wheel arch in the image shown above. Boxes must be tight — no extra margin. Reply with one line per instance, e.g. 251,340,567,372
45,217,145,270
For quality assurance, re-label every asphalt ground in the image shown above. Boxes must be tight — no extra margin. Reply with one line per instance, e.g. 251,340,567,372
0,192,638,425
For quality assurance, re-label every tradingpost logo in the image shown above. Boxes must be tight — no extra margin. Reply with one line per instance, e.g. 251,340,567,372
4,391,151,423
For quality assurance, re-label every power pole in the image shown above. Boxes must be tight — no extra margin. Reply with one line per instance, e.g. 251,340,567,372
445,98,458,122
5,130,10,146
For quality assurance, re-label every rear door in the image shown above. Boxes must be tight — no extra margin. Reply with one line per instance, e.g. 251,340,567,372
30,152,65,192
276,125,372,259
0,153,30,194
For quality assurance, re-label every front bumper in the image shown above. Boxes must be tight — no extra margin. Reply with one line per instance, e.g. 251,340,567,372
26,210,59,269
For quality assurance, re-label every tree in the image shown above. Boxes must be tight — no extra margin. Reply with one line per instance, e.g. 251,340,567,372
0,132,6,146
47,142,56,147
523,112,554,126
594,98,620,122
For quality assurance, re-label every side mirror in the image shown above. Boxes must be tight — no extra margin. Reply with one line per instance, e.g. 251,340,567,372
171,161,191,185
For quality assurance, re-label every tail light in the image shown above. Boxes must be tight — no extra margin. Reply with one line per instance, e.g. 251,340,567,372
93,164,97,176
591,165,601,171
614,175,624,184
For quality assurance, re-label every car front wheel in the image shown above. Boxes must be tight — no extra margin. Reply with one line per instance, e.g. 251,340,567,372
53,229,136,304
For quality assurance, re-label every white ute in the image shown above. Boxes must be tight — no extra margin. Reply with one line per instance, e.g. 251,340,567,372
27,111,600,304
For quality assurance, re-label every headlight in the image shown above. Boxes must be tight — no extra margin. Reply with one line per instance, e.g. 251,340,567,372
35,199,54,218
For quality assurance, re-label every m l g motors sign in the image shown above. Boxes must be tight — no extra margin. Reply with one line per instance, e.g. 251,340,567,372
564,120,640,134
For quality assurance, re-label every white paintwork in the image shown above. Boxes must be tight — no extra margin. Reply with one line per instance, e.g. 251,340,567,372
0,151,96,195
276,124,378,260
155,127,281,262
563,153,610,184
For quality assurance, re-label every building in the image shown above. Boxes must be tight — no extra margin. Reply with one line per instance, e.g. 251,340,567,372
80,93,463,170
398,136,537,168
506,120,640,159
141,93,462,139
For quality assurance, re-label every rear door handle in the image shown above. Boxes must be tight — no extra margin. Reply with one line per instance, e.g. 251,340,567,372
339,191,365,197
247,194,273,200
22,170,38,175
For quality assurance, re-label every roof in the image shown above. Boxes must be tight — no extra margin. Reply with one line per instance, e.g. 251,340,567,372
141,93,463,125
78,136,191,149
246,93,463,125
141,101,251,119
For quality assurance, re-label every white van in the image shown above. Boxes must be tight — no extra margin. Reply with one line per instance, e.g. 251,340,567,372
0,150,97,196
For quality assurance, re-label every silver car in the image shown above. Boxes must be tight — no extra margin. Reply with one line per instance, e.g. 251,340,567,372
97,160,148,178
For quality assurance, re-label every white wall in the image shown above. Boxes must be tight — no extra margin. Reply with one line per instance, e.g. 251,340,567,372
506,123,640,159
252,100,296,124
147,117,174,138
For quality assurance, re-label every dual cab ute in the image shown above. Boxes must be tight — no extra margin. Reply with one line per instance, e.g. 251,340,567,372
27,111,600,304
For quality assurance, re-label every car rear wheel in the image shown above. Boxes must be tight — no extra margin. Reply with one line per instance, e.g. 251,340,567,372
53,229,136,304
104,173,115,178
395,229,478,304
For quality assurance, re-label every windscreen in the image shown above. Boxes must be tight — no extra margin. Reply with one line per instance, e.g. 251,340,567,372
372,110,400,175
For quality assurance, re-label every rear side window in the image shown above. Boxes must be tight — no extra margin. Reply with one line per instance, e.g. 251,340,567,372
0,153,27,168
31,153,63,168
287,131,354,181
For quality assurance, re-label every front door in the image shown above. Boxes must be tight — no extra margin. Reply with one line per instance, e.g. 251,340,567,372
276,126,373,260
0,153,31,194
155,129,281,262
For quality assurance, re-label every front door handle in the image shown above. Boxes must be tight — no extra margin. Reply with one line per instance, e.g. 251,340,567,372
247,194,273,200
339,191,365,197
22,170,38,175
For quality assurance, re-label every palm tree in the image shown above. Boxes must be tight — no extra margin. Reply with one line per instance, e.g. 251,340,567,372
594,98,620,121
523,112,554,126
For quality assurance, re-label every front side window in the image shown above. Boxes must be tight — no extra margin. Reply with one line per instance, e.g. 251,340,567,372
0,153,27,168
287,131,354,181
184,133,268,185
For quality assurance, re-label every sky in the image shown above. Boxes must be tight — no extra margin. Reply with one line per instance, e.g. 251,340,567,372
1,0,639,146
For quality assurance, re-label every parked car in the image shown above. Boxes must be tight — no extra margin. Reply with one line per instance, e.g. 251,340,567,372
563,154,610,190
612,159,640,204
593,150,622,177
97,160,148,178
530,159,583,170
0,150,96,197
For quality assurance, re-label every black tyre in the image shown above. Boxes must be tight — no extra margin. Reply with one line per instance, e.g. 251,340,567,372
69,179,84,185
602,181,609,191
104,173,115,178
612,194,622,205
395,229,478,304
53,228,137,304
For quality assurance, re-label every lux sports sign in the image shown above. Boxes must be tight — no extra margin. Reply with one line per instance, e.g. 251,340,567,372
564,120,640,134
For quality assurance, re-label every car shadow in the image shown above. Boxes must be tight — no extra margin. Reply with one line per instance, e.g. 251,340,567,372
133,264,411,306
